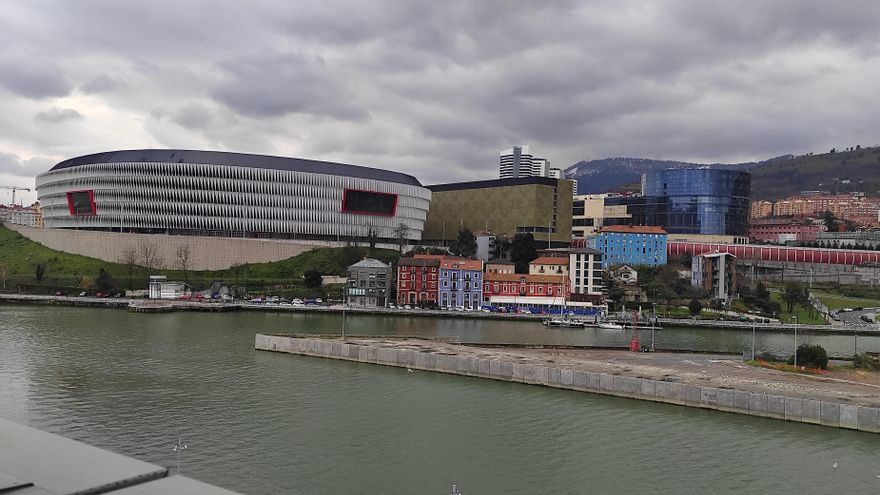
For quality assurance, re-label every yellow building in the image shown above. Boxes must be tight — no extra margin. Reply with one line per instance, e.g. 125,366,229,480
424,177,573,247
750,200,773,219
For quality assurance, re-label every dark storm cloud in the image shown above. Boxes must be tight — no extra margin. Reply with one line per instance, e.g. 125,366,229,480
34,107,84,124
1,0,879,189
0,50,71,99
211,52,368,121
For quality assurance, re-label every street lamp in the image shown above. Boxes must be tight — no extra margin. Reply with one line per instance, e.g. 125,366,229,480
171,438,188,474
651,302,656,351
791,314,798,367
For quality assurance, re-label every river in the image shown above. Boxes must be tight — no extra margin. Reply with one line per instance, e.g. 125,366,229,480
1,305,879,494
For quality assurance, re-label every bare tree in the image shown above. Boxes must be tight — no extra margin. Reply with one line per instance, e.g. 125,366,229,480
392,223,410,253
139,240,163,272
174,244,192,283
118,244,139,290
0,264,8,290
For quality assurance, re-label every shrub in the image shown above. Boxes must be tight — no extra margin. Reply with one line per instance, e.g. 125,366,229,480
787,344,829,369
853,352,880,370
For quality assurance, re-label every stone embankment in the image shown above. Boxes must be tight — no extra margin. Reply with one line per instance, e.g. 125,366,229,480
255,334,880,434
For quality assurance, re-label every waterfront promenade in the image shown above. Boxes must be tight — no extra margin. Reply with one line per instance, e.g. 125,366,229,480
1,293,876,335
256,335,880,433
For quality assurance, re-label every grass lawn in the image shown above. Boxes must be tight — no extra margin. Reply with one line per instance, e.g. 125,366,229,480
769,290,828,325
813,290,880,311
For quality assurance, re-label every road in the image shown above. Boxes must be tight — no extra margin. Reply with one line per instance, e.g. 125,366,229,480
836,307,879,328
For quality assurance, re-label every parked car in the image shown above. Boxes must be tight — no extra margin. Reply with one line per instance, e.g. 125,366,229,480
860,314,874,323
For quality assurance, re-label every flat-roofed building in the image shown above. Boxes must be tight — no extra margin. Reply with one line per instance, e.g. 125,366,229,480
347,258,391,307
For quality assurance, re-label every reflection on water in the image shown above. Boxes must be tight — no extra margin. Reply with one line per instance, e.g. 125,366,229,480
1,305,879,494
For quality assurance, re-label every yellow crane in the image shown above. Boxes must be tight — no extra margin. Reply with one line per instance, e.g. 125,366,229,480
0,185,31,206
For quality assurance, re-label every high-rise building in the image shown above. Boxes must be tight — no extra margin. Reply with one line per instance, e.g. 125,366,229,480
500,146,575,195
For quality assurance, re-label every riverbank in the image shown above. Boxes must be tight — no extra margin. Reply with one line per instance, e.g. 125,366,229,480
3,293,879,336
255,334,880,434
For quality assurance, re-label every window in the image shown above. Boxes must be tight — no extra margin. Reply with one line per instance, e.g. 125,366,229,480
341,189,398,215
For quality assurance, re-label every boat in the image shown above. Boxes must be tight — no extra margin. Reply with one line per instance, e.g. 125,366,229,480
597,322,624,330
544,318,585,328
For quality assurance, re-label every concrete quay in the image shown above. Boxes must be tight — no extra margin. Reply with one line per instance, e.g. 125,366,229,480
255,334,880,434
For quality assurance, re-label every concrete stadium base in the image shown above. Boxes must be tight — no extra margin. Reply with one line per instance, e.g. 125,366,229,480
254,334,880,434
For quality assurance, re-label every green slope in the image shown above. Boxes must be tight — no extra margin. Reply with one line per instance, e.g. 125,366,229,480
751,146,880,201
0,225,399,289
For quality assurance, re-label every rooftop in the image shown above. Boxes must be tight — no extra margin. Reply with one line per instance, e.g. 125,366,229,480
598,225,668,235
529,257,568,265
46,149,423,187
428,176,561,192
440,258,483,271
349,258,391,269
398,257,440,267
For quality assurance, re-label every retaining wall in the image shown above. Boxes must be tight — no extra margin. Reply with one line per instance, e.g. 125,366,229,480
255,334,880,434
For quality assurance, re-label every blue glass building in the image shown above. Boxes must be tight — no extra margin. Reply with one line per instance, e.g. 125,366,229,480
639,168,751,236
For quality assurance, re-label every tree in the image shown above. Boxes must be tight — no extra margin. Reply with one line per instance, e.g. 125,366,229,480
0,263,9,290
367,229,378,251
139,240,163,272
174,244,192,283
822,210,838,232
781,281,806,313
118,244,139,290
509,233,537,273
450,228,477,258
303,269,323,289
491,236,511,259
688,298,703,317
34,263,46,283
392,223,410,253
94,268,115,292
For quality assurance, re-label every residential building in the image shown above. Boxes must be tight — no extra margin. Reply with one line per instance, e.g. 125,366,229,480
608,265,638,285
593,225,668,267
474,231,499,261
423,177,573,247
748,218,825,243
7,205,40,227
396,257,440,306
438,258,483,309
528,256,569,277
346,258,392,307
482,273,569,310
751,201,774,219
568,247,604,308
0,205,10,224
486,259,515,275
572,194,633,237
691,252,737,304
500,145,545,179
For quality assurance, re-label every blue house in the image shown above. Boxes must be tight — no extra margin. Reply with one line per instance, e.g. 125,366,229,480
593,225,667,267
438,258,484,309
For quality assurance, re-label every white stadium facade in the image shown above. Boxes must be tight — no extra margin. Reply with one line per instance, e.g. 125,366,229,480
35,149,432,242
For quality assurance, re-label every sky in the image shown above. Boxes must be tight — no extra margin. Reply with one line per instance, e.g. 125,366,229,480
1,0,879,205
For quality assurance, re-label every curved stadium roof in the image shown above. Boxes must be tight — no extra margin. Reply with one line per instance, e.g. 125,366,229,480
48,149,423,187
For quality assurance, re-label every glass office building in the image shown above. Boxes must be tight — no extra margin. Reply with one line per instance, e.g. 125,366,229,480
637,168,751,236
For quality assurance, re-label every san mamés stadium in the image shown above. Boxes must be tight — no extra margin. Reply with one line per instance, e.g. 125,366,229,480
35,149,432,241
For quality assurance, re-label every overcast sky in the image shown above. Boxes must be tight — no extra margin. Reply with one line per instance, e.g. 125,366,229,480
2,0,879,204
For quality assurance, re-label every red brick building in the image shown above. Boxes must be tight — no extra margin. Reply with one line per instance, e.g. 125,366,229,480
482,272,569,308
748,218,825,243
396,257,440,306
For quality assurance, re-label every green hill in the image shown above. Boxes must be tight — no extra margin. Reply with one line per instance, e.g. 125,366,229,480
0,225,399,291
750,146,880,201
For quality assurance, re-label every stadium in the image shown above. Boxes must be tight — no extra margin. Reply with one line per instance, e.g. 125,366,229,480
35,149,432,242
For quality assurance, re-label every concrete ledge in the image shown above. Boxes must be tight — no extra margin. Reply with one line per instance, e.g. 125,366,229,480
255,336,880,434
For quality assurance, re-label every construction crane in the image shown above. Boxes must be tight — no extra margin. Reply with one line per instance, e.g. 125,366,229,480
0,185,31,206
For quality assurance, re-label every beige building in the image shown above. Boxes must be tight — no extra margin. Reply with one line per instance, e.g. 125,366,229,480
486,259,515,274
571,194,632,237
424,177,573,247
528,257,569,277
750,201,773,219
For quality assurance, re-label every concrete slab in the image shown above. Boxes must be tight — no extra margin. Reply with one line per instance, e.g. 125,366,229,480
423,352,436,370
600,373,614,393
489,360,502,379
840,404,860,430
560,369,574,387
512,363,525,382
784,397,803,421
685,385,702,405
750,393,769,417
668,382,686,405
586,372,601,391
548,367,562,387
573,371,588,391
640,379,656,399
523,365,538,384
467,357,479,376
499,361,514,380
478,359,491,377
700,387,718,409
536,366,549,385
717,389,735,412
857,407,880,433
802,399,821,424
767,395,785,419
820,402,841,427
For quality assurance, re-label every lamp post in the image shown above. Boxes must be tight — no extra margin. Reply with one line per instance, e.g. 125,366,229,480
171,438,188,474
342,287,347,339
792,314,798,367
651,302,656,351
752,320,756,361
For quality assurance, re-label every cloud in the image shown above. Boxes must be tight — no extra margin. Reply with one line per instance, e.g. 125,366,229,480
0,152,56,178
0,0,878,187
34,107,84,124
